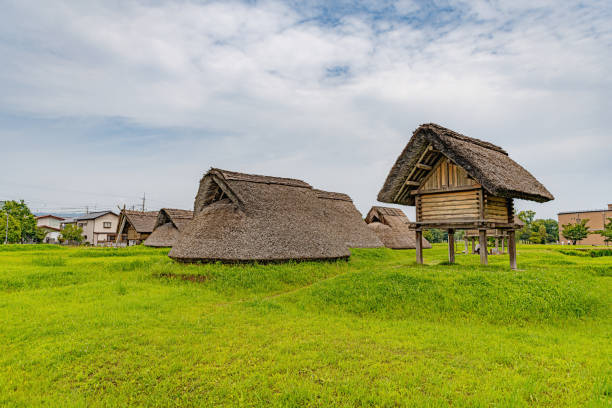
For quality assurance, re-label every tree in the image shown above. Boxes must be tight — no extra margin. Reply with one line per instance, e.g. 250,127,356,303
423,229,447,243
0,211,21,243
597,218,612,246
60,224,84,244
561,219,590,245
1,200,37,243
33,227,50,243
518,210,536,226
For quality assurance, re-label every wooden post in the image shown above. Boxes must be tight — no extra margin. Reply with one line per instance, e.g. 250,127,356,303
416,229,423,264
495,237,499,254
448,229,455,264
471,237,476,254
501,235,505,254
479,229,488,265
508,230,517,270
464,238,468,254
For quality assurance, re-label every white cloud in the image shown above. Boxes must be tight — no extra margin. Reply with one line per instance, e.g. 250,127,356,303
0,0,611,217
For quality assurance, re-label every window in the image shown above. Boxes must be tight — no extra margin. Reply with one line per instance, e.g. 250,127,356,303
78,223,85,228
103,222,112,228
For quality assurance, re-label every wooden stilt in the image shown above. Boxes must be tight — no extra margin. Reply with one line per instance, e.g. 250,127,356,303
471,237,476,254
464,238,469,254
479,229,488,265
416,229,423,264
501,236,505,254
495,237,499,254
508,230,517,270
448,229,455,264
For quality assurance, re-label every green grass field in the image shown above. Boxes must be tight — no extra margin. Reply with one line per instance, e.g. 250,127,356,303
1,244,611,407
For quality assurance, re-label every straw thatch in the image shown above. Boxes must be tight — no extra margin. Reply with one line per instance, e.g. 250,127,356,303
314,190,383,249
169,169,355,263
118,210,159,234
365,206,432,249
144,208,194,247
378,123,554,205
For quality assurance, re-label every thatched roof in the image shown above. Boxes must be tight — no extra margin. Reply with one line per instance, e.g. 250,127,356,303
365,206,432,249
117,210,158,234
169,169,354,262
314,189,383,249
144,208,194,248
378,124,554,205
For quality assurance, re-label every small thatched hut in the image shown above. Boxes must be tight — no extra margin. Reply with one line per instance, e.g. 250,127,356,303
315,190,383,249
169,169,367,263
116,210,159,246
378,123,554,268
365,206,432,249
144,208,194,248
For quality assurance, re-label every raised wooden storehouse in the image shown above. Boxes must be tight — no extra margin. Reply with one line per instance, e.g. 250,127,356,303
169,169,380,263
365,206,432,249
116,210,159,246
143,208,194,248
378,123,554,268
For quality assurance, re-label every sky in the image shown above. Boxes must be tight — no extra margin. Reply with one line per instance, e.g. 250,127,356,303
0,0,611,220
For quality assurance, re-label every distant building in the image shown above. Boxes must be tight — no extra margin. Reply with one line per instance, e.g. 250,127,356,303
558,204,612,245
35,215,65,243
74,211,119,245
116,210,159,246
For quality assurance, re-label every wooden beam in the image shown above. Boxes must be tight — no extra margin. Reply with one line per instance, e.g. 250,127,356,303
404,180,421,186
393,144,432,201
508,230,517,270
416,230,423,264
412,185,481,196
416,163,433,171
448,229,455,264
479,229,488,265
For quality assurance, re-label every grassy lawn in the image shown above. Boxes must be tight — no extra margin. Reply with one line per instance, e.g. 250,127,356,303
0,244,610,407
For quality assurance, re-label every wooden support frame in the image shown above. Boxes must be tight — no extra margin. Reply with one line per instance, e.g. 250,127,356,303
479,229,488,265
448,229,455,264
415,229,423,264
508,230,517,270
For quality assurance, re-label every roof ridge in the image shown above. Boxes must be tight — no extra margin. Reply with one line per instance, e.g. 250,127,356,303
211,168,312,189
420,123,507,155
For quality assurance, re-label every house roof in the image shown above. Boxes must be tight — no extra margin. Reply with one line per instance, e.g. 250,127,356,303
35,214,65,221
76,211,117,221
144,208,194,247
118,210,158,234
39,225,61,232
169,168,365,262
365,206,432,249
377,123,554,206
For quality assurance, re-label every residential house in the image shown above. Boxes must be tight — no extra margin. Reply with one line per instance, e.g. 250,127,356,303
35,215,65,243
75,211,119,245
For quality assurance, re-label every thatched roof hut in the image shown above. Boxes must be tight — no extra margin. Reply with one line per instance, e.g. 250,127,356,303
377,123,553,268
378,123,554,205
365,206,432,249
314,190,383,249
116,210,159,245
144,208,194,248
169,169,362,263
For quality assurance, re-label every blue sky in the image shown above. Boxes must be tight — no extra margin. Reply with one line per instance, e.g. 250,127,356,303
0,0,611,219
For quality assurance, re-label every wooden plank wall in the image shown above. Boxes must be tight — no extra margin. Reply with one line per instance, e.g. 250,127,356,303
483,193,510,224
419,190,480,222
420,158,478,191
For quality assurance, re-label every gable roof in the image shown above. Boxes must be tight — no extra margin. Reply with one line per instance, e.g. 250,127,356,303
76,211,117,221
144,208,194,248
118,210,158,234
365,206,432,249
35,214,65,221
169,168,362,262
378,123,554,205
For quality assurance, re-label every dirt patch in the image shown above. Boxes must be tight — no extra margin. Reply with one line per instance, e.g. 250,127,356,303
157,272,210,283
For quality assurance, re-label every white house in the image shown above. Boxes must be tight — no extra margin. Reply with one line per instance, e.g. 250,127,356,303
35,215,65,243
75,211,119,245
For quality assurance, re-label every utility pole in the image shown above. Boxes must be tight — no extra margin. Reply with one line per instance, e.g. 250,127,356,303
4,212,8,244
141,193,146,212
